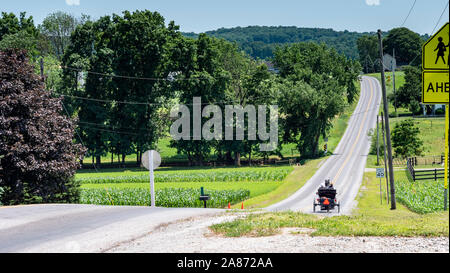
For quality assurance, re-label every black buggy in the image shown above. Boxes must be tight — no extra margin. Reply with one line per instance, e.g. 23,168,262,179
313,179,340,213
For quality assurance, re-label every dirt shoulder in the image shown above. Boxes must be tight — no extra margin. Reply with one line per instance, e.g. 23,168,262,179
106,213,449,253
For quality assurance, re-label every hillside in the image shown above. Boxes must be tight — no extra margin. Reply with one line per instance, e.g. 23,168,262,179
183,26,373,60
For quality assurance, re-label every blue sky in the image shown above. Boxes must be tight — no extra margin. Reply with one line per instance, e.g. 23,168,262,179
2,0,449,35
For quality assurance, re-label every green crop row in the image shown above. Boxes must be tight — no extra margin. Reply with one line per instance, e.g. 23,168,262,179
395,179,449,214
76,169,291,184
79,187,250,208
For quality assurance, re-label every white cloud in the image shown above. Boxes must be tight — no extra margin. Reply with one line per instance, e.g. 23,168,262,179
366,0,380,6
66,0,80,6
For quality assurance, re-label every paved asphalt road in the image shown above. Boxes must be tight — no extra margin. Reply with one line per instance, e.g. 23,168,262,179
267,76,382,214
0,204,221,253
0,76,381,252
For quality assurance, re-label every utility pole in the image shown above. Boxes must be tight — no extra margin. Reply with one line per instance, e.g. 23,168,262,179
392,49,397,114
40,57,44,83
381,112,390,204
377,115,380,166
378,30,396,210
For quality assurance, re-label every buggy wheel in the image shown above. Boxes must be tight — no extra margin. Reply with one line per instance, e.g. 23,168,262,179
337,202,340,213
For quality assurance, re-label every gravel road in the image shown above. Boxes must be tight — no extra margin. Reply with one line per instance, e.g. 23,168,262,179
107,212,449,253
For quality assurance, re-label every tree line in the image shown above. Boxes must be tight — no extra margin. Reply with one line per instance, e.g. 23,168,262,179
1,10,361,168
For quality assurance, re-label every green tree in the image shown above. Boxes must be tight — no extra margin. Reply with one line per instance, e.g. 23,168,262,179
0,12,37,41
110,10,184,164
391,119,423,158
383,27,423,65
0,12,49,57
357,34,380,73
39,11,82,59
390,65,422,114
170,34,230,166
274,42,355,158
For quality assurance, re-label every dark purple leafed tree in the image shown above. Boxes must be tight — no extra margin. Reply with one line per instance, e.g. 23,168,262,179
0,49,86,205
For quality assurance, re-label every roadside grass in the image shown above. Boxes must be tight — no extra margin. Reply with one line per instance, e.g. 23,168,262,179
210,171,449,237
229,158,325,209
323,87,360,154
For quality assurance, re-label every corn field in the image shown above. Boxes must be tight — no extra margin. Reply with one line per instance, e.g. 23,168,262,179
77,169,291,184
396,179,449,214
80,187,250,208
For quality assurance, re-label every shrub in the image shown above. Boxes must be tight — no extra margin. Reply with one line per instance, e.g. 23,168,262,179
0,49,86,205
391,119,423,158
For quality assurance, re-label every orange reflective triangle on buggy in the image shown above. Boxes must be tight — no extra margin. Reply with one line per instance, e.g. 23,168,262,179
323,198,330,205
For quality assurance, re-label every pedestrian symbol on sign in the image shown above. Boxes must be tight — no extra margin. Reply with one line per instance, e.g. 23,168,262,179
434,37,449,65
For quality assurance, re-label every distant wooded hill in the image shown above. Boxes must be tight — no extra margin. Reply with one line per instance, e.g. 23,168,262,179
183,26,374,60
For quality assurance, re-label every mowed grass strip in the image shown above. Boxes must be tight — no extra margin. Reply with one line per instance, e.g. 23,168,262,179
210,171,449,237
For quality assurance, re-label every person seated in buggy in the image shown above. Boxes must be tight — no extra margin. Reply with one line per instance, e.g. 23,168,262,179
314,179,340,212
317,179,336,199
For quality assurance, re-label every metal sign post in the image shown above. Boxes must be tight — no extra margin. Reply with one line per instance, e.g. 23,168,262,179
149,151,155,207
142,150,161,208
445,106,449,210
376,168,385,205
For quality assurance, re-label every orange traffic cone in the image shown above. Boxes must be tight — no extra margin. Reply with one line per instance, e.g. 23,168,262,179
241,202,244,210
228,202,231,209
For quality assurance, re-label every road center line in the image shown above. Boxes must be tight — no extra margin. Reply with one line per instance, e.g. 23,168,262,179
331,77,374,184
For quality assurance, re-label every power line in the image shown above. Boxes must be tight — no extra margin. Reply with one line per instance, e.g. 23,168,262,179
54,92,241,106
78,121,155,134
62,65,172,82
60,100,99,173
401,0,417,27
407,0,449,66
77,124,147,136
430,1,449,35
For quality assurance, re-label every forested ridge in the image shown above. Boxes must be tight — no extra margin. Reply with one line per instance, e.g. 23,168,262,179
183,26,374,60
183,26,430,61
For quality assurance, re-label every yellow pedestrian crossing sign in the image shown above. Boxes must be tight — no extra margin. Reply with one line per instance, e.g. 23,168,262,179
423,23,449,71
422,22,449,104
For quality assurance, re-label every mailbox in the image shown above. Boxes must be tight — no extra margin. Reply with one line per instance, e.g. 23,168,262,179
199,187,210,208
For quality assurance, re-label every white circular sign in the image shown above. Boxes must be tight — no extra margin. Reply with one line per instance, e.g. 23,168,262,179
142,150,161,170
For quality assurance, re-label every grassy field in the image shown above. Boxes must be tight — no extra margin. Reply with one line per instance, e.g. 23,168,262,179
210,171,449,237
366,116,446,168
